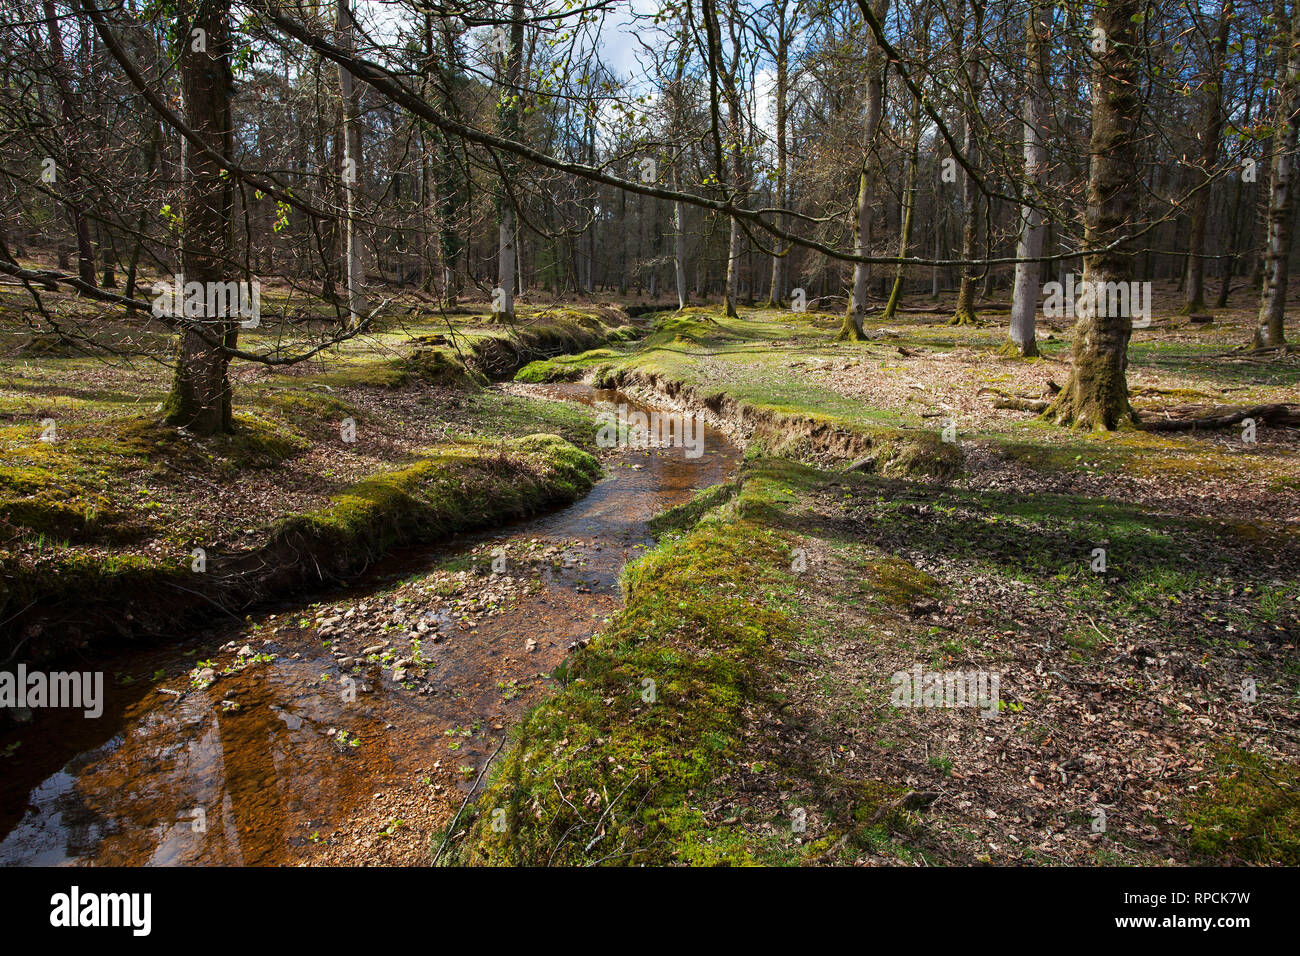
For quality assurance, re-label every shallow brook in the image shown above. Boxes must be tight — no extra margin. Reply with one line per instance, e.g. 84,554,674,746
0,385,740,865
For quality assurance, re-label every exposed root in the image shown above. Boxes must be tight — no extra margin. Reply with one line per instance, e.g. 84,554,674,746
976,383,1057,413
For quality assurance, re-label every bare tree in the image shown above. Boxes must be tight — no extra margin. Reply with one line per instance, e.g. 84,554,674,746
1007,1,1050,358
1254,0,1300,347
840,0,890,341
337,0,367,324
1183,0,1234,314
1044,0,1145,429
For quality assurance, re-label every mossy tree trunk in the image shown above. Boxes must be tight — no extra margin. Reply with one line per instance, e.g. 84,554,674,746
1043,0,1143,429
840,0,890,342
1254,0,1300,347
1183,0,1233,314
1007,1,1049,358
162,0,236,436
950,0,985,327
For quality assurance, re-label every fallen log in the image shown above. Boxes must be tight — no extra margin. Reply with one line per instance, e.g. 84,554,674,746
1137,403,1300,431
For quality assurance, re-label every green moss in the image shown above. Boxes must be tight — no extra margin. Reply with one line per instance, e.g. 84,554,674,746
298,348,481,390
219,413,311,467
402,348,484,387
255,389,358,424
1185,745,1300,865
647,482,740,537
273,434,600,558
863,557,940,607
458,491,796,866
515,348,622,383
865,430,962,480
305,358,412,389
643,314,714,348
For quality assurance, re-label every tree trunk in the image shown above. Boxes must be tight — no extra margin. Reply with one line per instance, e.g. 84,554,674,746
840,0,890,340
1184,0,1233,313
41,0,96,288
673,167,688,309
1254,0,1300,347
704,0,743,318
490,1,525,321
1007,2,1049,357
1043,0,1143,429
337,0,367,324
951,0,985,326
766,15,790,307
161,0,237,435
882,89,921,322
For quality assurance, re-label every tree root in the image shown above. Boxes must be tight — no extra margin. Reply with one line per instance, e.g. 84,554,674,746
977,383,1058,413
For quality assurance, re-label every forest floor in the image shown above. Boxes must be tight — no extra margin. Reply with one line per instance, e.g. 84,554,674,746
2,280,1298,865
0,288,635,660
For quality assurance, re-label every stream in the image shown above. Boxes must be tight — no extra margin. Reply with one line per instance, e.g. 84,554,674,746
0,384,740,865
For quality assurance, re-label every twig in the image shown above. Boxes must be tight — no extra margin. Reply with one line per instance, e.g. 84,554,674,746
432,732,508,866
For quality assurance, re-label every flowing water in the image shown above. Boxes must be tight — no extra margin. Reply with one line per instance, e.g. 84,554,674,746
0,384,740,865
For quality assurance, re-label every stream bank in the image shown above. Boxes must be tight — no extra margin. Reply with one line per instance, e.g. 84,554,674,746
1,307,643,670
0,384,741,865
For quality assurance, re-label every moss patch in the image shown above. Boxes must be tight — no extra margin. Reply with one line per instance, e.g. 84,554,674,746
515,348,623,383
1185,745,1300,865
457,474,797,866
272,434,600,561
